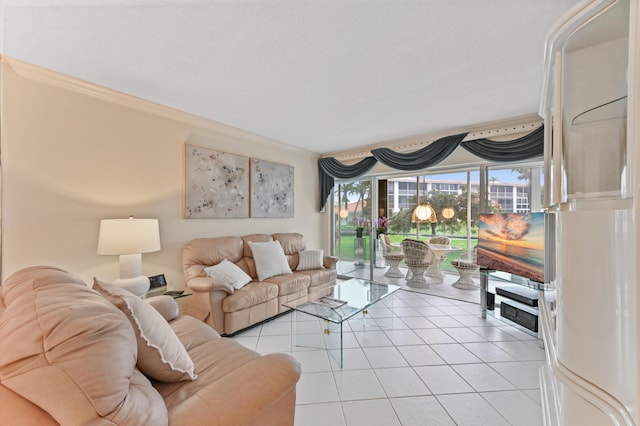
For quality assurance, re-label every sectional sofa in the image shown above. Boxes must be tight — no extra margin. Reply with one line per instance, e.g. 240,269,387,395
0,266,301,425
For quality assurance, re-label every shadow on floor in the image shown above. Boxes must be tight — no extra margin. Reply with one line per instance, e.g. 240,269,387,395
338,261,480,305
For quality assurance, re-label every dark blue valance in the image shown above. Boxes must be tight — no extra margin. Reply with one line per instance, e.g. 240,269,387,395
371,133,467,170
318,125,544,211
317,157,377,211
460,125,544,161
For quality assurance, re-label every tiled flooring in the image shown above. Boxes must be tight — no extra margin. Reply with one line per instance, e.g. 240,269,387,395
230,288,545,425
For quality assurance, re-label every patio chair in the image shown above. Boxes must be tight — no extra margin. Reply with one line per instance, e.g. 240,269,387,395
378,234,405,278
428,237,450,245
401,239,434,287
451,245,479,290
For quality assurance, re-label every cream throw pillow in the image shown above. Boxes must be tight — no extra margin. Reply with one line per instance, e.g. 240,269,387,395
248,240,292,281
204,259,252,289
93,278,197,382
297,249,324,271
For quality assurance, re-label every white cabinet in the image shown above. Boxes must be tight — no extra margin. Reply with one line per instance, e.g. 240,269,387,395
539,0,640,424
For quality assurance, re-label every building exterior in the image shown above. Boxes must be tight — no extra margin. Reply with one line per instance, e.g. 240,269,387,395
386,176,531,214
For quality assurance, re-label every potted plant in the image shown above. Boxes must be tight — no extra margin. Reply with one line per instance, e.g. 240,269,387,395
374,216,389,237
354,218,368,238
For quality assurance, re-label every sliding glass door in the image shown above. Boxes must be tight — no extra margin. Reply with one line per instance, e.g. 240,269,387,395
330,163,543,283
384,170,480,273
333,178,374,279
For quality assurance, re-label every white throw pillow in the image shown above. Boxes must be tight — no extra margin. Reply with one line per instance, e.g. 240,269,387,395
93,278,197,383
248,240,292,281
204,259,252,290
297,249,324,271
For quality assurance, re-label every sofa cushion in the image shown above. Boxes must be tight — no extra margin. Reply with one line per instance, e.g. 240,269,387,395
248,240,292,281
272,232,306,254
204,259,252,289
154,315,260,399
264,273,311,296
0,266,167,425
182,236,246,283
296,249,324,271
222,282,279,313
297,268,338,287
273,232,306,270
93,279,197,383
154,315,301,426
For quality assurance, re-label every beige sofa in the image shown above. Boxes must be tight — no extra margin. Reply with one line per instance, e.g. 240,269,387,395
182,232,337,335
0,266,301,425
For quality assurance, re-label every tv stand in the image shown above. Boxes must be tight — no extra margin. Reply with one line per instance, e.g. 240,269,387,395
480,270,544,339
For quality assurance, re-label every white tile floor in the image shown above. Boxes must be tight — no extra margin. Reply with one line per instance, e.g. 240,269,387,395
230,288,545,426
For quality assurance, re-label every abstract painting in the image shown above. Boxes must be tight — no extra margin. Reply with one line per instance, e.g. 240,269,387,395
250,159,294,218
184,144,249,218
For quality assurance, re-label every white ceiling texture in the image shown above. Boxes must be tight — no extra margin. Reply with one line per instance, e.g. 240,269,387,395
1,0,583,154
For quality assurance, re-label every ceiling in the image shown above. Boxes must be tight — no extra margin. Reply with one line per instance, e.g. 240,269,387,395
0,0,582,154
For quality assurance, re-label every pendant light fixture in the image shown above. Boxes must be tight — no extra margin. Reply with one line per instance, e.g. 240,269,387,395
412,175,432,222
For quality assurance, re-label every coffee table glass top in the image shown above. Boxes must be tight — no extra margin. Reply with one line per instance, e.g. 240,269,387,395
284,278,400,323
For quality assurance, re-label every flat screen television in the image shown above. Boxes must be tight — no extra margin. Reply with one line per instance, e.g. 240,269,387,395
477,212,545,283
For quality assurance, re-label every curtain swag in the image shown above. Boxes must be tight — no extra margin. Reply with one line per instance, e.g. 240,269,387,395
371,133,467,170
318,124,544,211
318,156,378,212
460,125,544,162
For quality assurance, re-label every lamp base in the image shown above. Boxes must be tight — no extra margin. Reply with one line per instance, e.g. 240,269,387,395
114,275,150,297
116,253,150,297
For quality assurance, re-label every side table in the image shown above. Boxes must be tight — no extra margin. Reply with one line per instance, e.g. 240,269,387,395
146,287,192,315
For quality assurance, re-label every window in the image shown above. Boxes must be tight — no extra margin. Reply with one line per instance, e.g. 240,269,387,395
331,163,543,280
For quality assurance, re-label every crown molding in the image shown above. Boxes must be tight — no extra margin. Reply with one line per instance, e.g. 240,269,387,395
322,114,544,163
2,56,302,151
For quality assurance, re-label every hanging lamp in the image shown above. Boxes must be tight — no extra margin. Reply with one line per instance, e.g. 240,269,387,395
412,175,432,222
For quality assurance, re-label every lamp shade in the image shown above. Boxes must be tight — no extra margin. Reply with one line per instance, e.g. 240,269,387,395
442,207,455,219
412,204,433,222
414,205,432,221
97,218,161,255
411,204,437,223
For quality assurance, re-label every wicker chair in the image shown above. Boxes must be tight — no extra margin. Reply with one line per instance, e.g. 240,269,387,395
428,237,450,245
378,234,405,278
451,245,479,290
401,239,434,287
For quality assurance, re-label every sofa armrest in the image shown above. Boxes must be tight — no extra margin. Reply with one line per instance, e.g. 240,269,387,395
323,256,338,270
166,353,300,426
187,277,234,294
146,295,179,321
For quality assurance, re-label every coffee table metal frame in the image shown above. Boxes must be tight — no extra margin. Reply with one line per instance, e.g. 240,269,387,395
284,278,400,368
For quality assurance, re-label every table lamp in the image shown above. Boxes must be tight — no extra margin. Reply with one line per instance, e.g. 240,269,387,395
97,217,161,296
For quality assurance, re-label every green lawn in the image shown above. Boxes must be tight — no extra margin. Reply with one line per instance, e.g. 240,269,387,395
337,233,476,271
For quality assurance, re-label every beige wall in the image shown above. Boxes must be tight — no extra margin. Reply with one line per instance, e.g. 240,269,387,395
0,58,329,288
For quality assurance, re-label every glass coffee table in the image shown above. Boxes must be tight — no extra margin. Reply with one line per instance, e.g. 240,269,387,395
284,278,400,368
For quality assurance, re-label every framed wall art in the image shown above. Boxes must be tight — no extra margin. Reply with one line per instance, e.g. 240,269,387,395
250,159,294,218
184,144,249,218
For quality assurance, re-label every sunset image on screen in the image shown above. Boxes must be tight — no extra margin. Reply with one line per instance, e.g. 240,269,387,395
477,212,545,282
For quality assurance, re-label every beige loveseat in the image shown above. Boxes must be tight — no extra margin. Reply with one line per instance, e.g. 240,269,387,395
0,266,301,425
182,233,337,335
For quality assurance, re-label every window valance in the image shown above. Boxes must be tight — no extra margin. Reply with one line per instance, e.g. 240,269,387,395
318,124,544,211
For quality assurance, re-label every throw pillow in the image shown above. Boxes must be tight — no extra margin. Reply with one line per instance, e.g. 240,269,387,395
93,278,197,383
204,259,252,289
248,240,292,281
297,249,324,271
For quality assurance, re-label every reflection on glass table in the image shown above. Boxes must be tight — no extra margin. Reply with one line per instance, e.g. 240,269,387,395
283,278,400,368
